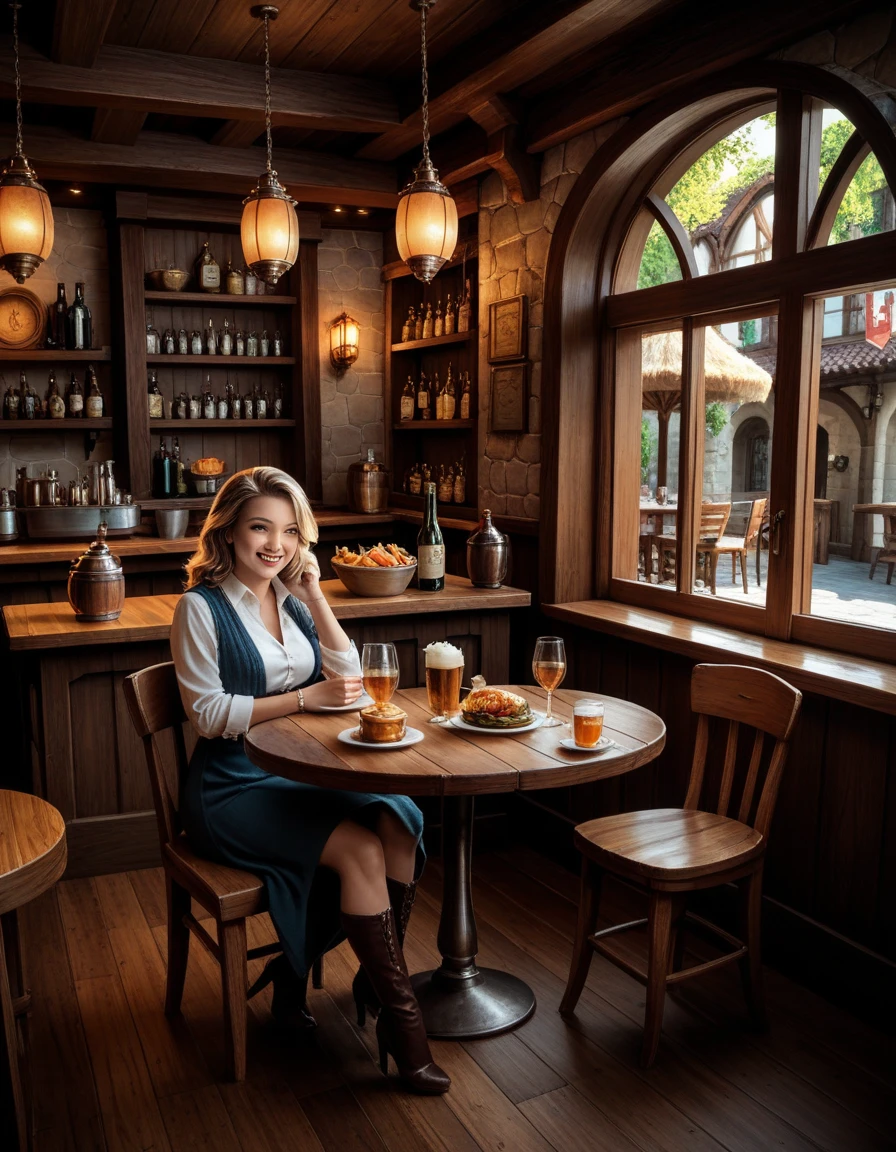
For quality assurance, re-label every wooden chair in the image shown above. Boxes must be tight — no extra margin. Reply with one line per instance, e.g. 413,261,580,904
123,662,323,1082
658,503,730,592
868,513,896,584
0,791,66,1152
709,498,767,594
559,664,802,1068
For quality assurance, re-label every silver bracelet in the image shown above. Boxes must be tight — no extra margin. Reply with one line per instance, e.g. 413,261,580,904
296,688,305,714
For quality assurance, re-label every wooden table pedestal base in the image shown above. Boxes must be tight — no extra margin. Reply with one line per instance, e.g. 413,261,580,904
411,794,536,1040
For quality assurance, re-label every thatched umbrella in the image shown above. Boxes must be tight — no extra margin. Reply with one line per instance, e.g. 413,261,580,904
641,327,773,486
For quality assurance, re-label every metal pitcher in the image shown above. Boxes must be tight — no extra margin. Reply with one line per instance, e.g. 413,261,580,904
466,509,509,588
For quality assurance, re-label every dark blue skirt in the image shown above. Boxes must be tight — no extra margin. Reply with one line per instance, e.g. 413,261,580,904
181,737,425,976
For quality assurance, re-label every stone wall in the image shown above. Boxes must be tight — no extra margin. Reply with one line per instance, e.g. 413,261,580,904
317,229,385,506
477,126,618,518
0,207,112,494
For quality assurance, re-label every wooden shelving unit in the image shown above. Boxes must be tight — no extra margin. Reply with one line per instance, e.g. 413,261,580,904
0,418,112,431
144,291,296,306
0,348,112,361
393,419,474,431
146,354,296,366
150,419,296,430
391,331,475,353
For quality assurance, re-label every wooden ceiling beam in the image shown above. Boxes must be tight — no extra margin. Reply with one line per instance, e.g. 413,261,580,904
91,109,147,147
0,42,402,135
356,0,662,162
210,121,264,149
0,127,399,208
51,0,118,68
527,0,869,152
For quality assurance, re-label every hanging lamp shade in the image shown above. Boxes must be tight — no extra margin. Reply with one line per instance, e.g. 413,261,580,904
0,155,54,284
396,159,458,283
241,170,299,286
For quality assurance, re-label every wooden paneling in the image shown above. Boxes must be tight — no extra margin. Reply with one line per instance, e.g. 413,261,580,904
295,240,322,501
119,223,152,499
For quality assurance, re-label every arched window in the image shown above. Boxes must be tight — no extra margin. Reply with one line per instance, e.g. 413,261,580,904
542,64,896,660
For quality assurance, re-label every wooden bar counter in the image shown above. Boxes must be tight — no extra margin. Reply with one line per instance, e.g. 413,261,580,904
3,577,529,878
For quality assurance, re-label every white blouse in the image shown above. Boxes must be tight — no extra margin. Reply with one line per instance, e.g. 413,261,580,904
170,573,361,740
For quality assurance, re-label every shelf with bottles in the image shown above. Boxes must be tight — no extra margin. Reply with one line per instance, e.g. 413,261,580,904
0,349,112,362
391,491,478,521
146,368,291,424
2,363,111,423
144,291,296,306
392,420,474,431
0,417,112,431
391,331,475,353
150,419,296,430
146,354,296,366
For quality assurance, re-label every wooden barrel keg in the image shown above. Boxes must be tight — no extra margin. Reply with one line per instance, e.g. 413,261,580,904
67,520,125,621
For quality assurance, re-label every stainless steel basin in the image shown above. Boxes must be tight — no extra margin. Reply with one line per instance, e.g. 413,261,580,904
22,505,142,539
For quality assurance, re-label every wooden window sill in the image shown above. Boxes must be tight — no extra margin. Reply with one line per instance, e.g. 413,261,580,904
542,600,896,715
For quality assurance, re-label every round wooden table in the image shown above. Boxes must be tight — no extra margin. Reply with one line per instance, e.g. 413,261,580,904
245,685,665,1041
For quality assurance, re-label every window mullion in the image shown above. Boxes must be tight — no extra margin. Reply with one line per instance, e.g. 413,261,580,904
676,319,705,593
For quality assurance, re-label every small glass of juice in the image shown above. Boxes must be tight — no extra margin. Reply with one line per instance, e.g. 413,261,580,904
573,700,604,748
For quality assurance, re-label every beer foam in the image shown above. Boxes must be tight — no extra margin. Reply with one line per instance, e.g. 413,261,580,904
424,641,464,669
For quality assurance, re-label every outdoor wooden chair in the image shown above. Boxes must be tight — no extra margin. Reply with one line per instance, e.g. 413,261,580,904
560,663,802,1068
709,498,767,594
868,513,896,584
657,503,730,592
123,661,323,1082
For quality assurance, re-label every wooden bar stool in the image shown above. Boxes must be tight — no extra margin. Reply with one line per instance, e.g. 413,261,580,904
560,664,802,1068
0,790,67,1152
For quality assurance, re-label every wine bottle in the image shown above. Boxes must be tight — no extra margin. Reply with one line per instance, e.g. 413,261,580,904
46,371,65,419
147,369,164,419
66,371,84,418
67,282,92,350
153,436,173,498
417,482,445,592
85,366,104,418
54,283,68,349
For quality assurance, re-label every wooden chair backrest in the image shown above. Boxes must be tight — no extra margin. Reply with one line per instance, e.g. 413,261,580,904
685,664,802,838
123,662,188,848
697,502,731,542
743,498,768,547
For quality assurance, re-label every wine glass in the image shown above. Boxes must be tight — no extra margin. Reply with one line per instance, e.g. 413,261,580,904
361,643,399,713
532,636,567,727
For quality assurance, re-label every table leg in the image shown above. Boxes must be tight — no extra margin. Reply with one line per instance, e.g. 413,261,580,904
411,794,536,1040
0,911,27,1152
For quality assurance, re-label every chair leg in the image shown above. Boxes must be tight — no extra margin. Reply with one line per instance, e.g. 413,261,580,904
740,550,748,594
641,893,674,1068
311,955,324,989
220,920,248,1082
738,868,767,1032
869,548,879,580
164,875,191,1017
709,552,719,596
559,860,602,1016
731,553,736,583
888,563,895,586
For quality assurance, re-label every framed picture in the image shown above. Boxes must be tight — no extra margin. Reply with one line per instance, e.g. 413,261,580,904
489,363,528,432
488,294,527,362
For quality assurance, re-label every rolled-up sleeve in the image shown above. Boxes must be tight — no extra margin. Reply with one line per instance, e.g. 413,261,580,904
320,638,362,679
170,594,255,738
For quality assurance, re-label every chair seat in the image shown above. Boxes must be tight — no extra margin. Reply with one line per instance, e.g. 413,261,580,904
164,835,267,923
573,808,765,881
712,536,749,552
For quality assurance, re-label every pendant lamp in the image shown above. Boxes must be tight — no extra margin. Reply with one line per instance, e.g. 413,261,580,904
240,5,299,286
395,0,457,283
0,2,53,284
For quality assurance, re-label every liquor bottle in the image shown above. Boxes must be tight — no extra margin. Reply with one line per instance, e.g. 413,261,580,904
85,366,104,418
190,329,203,355
147,369,164,419
402,308,415,342
146,321,161,354
230,386,242,419
172,437,187,495
400,376,415,421
235,329,245,356
434,301,444,338
195,241,221,293
273,381,284,418
260,329,270,357
246,331,259,357
66,370,84,418
422,374,433,420
422,303,434,339
53,283,68,349
202,378,215,420
257,386,268,420
220,318,233,356
453,460,466,504
417,482,445,592
438,464,454,504
205,318,217,355
414,308,424,341
22,372,36,419
458,279,471,332
152,437,173,498
46,371,65,419
189,394,201,419
177,328,189,355
460,371,471,420
408,461,422,496
3,380,19,419
67,282,92,350
417,372,428,418
273,330,282,356
175,391,187,420
163,328,175,355
434,371,444,420
225,261,244,295
216,389,229,420
444,293,455,335
444,364,456,420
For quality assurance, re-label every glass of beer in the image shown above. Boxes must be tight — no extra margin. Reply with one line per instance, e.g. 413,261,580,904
361,642,399,712
424,641,464,723
532,635,566,727
573,700,604,748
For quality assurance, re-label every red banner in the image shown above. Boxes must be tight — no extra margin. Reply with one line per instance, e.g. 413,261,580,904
865,291,894,349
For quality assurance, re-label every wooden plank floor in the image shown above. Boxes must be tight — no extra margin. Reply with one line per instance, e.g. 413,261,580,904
19,847,895,1152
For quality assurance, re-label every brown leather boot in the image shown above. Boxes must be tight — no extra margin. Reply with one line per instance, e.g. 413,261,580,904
341,907,449,1095
352,877,416,1027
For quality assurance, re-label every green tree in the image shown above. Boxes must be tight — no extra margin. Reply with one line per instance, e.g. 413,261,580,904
818,118,886,242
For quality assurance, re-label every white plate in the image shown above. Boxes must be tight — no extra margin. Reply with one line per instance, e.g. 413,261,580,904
559,735,616,754
337,726,424,751
317,693,374,713
448,711,545,735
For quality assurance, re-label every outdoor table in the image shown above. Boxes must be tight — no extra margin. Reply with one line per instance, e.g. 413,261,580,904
245,685,666,1041
639,502,678,538
853,503,896,577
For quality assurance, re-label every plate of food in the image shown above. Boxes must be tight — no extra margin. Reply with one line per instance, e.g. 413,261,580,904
337,727,424,750
449,687,544,734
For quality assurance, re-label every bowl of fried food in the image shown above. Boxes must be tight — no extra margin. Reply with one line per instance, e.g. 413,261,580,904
332,543,417,596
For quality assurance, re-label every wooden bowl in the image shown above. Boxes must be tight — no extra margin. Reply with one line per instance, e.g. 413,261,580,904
146,268,190,291
331,558,417,597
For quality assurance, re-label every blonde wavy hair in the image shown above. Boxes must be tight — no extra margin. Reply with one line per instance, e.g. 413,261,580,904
185,467,319,589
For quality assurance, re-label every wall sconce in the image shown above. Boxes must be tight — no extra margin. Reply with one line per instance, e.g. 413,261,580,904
862,385,883,419
329,312,360,370
828,453,849,472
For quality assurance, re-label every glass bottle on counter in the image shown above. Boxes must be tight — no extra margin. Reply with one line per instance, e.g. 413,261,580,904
177,327,189,355
220,318,233,356
146,320,161,355
85,366,104,418
195,241,221,293
53,283,68,349
460,371,471,420
400,376,415,421
3,379,19,419
147,369,164,419
152,436,173,498
46,371,65,419
190,329,203,355
244,270,258,296
202,378,215,420
257,386,269,420
417,482,445,592
66,370,84,418
205,318,217,355
22,372,36,419
67,282,92,350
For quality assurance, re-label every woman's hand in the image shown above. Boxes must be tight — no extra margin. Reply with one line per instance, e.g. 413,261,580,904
286,551,323,605
303,675,364,710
